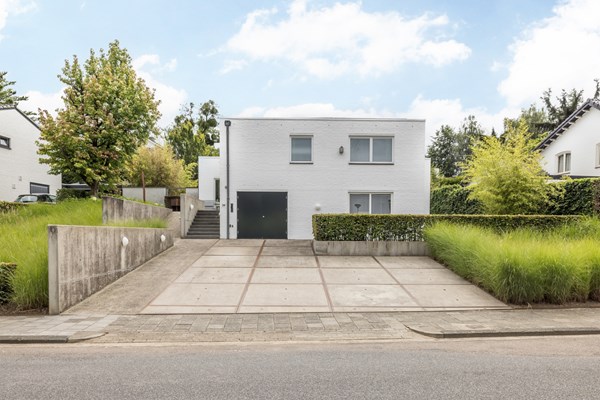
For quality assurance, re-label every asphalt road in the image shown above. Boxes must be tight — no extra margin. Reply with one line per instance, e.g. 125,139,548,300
1,337,600,399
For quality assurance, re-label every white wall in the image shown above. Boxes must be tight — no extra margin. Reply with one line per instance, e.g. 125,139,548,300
198,156,220,207
541,109,600,177
0,108,62,201
219,118,430,239
122,187,167,205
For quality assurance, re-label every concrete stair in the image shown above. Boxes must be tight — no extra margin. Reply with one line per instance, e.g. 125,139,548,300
185,209,220,239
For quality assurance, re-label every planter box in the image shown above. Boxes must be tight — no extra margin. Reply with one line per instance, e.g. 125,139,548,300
313,240,429,256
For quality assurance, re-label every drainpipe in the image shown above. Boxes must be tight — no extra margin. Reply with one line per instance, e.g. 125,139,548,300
224,120,231,239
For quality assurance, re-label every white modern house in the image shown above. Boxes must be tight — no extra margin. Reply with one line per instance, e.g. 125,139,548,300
0,107,61,201
536,99,600,178
198,117,430,240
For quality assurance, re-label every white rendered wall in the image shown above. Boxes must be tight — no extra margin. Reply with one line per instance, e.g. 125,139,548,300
540,110,600,177
121,187,168,205
0,109,62,201
198,156,220,206
219,118,430,239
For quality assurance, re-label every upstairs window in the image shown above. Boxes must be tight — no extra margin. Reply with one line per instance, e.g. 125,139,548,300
350,137,393,163
596,144,600,168
557,152,571,174
349,193,392,214
0,135,10,149
291,136,312,163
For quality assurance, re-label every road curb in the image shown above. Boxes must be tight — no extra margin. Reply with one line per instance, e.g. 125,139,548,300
0,335,69,344
407,325,600,339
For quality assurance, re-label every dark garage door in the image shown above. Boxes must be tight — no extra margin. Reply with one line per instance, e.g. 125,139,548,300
237,192,287,239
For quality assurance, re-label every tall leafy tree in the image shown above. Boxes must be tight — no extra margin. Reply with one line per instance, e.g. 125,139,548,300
37,40,160,196
427,115,484,177
461,119,555,215
127,145,193,191
541,79,600,129
164,101,219,180
502,104,551,144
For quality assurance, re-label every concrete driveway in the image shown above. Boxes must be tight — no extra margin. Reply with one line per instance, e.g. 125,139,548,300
141,239,507,314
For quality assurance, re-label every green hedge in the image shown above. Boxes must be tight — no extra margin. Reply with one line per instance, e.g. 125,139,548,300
56,188,90,202
0,263,16,303
547,178,600,216
312,214,582,241
430,184,483,214
0,201,23,214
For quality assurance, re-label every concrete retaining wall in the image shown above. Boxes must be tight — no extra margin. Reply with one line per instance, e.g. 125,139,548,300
102,196,171,224
313,241,429,256
180,194,205,237
121,187,168,205
48,225,174,314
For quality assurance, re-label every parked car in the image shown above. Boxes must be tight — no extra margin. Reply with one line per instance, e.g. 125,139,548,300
14,194,57,204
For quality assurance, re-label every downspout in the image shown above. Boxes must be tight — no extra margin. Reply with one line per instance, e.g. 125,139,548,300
224,120,231,239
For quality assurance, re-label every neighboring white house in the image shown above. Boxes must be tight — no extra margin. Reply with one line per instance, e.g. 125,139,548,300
198,117,430,240
537,99,600,178
0,107,61,201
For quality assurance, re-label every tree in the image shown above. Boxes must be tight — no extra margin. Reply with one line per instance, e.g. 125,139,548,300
37,40,161,196
427,115,484,177
502,104,551,144
541,79,600,129
164,101,219,180
461,119,554,214
0,71,35,117
126,145,193,191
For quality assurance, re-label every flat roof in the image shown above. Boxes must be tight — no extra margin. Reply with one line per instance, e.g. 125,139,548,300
220,116,425,123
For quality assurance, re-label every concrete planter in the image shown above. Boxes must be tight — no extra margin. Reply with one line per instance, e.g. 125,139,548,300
313,240,429,256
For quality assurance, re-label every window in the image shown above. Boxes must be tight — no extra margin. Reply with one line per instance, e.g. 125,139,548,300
0,135,10,149
30,182,49,194
349,193,391,214
596,144,600,168
291,136,312,163
557,152,571,174
350,137,393,163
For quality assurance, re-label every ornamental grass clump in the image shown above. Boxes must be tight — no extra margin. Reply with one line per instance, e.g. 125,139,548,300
424,219,600,304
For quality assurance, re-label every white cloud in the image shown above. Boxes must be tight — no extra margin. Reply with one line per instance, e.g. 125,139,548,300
132,54,187,127
0,0,37,41
21,89,63,114
238,96,513,146
223,0,471,78
499,0,600,108
220,59,248,74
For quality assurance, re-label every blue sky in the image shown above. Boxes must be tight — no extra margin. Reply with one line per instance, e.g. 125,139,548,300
1,0,599,140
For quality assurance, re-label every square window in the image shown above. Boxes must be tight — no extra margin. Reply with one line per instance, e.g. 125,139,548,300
350,137,393,163
349,193,392,214
557,152,571,174
291,136,312,163
0,135,10,149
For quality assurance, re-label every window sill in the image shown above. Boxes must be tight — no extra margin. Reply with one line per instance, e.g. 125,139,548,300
349,162,394,165
290,162,313,165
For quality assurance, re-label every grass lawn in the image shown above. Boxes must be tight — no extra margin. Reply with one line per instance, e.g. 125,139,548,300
0,199,167,310
424,219,600,305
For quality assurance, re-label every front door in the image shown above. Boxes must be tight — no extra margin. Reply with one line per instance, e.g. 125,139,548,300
237,192,287,239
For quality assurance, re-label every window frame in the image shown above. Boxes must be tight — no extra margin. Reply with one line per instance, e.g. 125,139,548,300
349,136,393,164
0,135,10,150
596,144,600,168
349,192,392,214
557,151,571,174
290,135,313,164
30,182,50,194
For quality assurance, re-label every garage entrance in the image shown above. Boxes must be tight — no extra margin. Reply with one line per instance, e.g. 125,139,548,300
237,192,287,239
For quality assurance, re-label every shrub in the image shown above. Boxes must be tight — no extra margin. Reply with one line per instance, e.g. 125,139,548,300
0,201,24,214
430,185,483,214
424,221,599,304
312,214,581,241
56,188,89,202
546,178,600,216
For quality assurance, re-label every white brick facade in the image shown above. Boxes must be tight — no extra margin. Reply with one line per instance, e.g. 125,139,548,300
0,108,62,201
200,118,431,239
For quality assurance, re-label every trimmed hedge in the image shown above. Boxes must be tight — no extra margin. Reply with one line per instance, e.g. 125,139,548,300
0,263,16,304
312,213,582,241
547,178,600,216
430,184,483,214
0,201,23,214
56,188,90,202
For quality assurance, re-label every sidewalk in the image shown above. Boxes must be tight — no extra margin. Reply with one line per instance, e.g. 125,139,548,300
2,308,600,344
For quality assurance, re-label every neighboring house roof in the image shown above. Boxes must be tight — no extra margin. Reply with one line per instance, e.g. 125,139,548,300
535,99,600,151
0,106,40,130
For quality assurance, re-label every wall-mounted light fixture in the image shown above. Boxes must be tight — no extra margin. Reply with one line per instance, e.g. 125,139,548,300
122,237,129,247
190,204,194,210
339,146,344,154
315,203,321,211
160,234,166,243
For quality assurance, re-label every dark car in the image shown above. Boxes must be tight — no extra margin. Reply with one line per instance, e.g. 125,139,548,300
14,194,57,204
